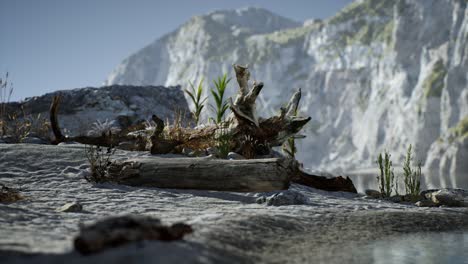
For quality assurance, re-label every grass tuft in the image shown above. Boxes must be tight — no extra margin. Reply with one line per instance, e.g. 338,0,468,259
402,144,422,198
185,78,207,126
0,72,14,136
84,142,116,183
377,150,395,198
210,73,231,124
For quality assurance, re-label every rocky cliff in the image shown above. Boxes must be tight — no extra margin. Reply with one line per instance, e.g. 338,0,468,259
105,1,468,188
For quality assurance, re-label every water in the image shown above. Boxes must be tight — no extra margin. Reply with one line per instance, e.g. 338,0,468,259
367,231,468,264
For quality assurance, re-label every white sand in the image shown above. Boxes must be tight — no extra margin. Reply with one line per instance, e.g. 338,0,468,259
1,144,467,263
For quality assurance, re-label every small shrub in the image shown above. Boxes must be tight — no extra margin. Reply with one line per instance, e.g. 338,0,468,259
0,183,23,203
24,113,51,140
402,144,422,198
210,73,231,124
185,78,207,126
3,108,31,143
87,119,121,137
84,143,116,183
377,150,395,198
215,124,233,158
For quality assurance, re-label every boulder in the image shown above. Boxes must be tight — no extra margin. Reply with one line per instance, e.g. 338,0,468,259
421,188,468,207
364,189,381,199
74,215,193,255
3,85,191,137
431,189,466,207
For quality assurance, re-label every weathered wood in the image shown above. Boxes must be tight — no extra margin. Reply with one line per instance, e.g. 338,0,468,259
107,157,358,193
108,157,292,192
291,169,357,193
50,95,65,143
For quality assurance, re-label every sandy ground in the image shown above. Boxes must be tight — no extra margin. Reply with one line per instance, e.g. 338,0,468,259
1,144,468,263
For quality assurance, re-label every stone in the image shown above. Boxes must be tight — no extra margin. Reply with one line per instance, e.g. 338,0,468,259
387,195,403,203
57,202,83,213
74,215,193,254
431,189,466,207
182,148,193,156
21,137,47,144
206,147,218,156
117,141,136,151
415,200,438,207
421,188,468,207
0,184,22,203
255,196,267,204
0,136,14,143
364,189,381,199
58,141,79,145
227,152,245,160
257,190,308,206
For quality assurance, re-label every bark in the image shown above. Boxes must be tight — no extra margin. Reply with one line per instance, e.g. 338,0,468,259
107,157,357,193
291,169,357,193
50,95,65,143
108,157,292,192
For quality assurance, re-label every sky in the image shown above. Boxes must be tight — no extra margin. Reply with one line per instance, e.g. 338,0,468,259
0,0,353,101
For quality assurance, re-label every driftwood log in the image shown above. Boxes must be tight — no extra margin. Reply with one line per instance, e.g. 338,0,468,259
49,63,357,193
49,64,311,156
148,64,312,157
108,157,292,192
108,157,357,193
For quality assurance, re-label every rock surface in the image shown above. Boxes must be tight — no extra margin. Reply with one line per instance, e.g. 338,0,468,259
104,1,468,189
5,85,191,137
1,144,468,264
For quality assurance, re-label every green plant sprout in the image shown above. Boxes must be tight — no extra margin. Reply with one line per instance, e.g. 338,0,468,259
210,73,231,124
403,144,422,198
377,150,395,198
185,78,207,126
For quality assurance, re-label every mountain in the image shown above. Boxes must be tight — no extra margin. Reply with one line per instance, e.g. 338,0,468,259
104,1,468,188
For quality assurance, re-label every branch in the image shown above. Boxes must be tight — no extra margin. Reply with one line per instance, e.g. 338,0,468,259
233,64,250,96
50,95,65,143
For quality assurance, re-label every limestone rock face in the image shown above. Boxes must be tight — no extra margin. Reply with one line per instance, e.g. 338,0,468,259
6,85,190,136
105,1,468,188
424,136,468,188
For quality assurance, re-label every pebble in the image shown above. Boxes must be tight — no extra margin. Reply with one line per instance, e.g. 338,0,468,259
57,202,83,213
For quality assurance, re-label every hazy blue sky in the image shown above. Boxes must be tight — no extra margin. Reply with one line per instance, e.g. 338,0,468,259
1,0,353,101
